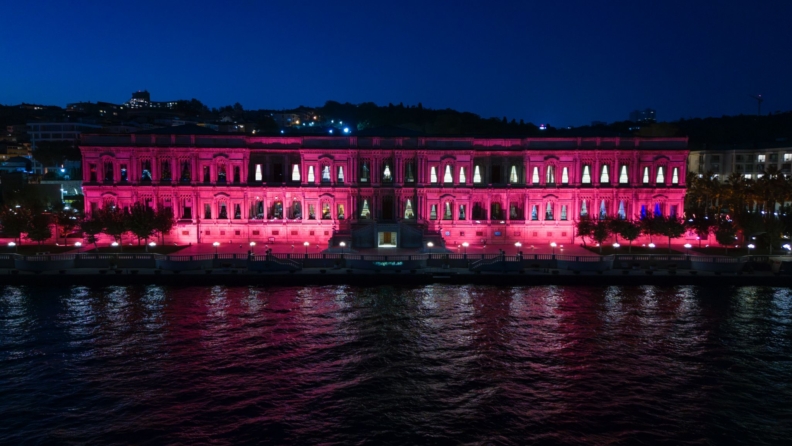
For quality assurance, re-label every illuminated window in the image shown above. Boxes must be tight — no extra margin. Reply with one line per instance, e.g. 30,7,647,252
582,165,591,184
531,166,539,184
531,205,538,220
443,202,453,220
459,166,466,183
404,199,415,219
308,166,315,183
545,202,554,220
360,199,370,218
255,164,263,182
430,166,438,183
291,164,300,181
599,200,607,219
511,166,520,183
546,165,555,184
619,165,628,184
672,167,679,184
322,165,331,182
337,166,344,183
642,166,650,184
458,204,466,220
785,153,792,162
382,164,392,182
580,200,588,217
560,205,567,221
618,201,626,219
656,166,665,184
444,165,453,183
561,167,569,184
757,154,766,162
473,165,482,183
600,164,609,183
430,204,437,220
337,204,345,220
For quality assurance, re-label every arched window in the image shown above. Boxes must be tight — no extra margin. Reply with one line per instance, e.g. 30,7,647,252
292,164,301,181
255,164,263,182
322,202,331,219
580,200,588,217
473,165,482,183
599,200,607,220
443,165,453,183
618,201,626,219
531,205,538,220
671,167,679,184
546,165,555,184
642,166,650,184
430,204,438,220
561,167,569,184
322,165,331,182
656,166,665,184
545,202,554,220
382,163,392,182
360,199,371,219
619,165,629,184
510,166,520,183
600,165,610,183
337,204,345,220
459,166,466,183
337,166,344,183
308,166,315,183
430,166,438,184
582,165,591,184
561,205,568,221
531,166,539,184
443,202,453,220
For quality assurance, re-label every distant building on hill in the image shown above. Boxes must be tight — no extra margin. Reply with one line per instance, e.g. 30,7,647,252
629,108,656,123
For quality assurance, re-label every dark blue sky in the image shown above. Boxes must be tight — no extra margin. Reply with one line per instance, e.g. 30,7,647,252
2,0,790,126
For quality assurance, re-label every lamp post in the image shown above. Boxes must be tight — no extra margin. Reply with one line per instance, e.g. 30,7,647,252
684,243,692,256
747,243,755,256
147,241,156,253
612,242,620,252
8,241,16,253
514,241,522,250
550,242,557,256
213,241,220,256
427,241,434,250
648,243,656,249
74,241,82,250
304,241,310,256
249,241,256,255
462,241,469,254
340,241,346,253
111,241,119,252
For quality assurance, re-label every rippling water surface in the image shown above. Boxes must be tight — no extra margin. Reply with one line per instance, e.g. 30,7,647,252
1,284,791,445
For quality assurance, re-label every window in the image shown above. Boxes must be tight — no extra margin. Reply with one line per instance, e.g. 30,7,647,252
382,163,393,182
308,166,315,183
670,205,678,218
785,153,792,162
580,200,588,217
459,167,466,183
618,201,626,219
141,160,152,181
546,165,555,184
430,204,437,220
430,166,438,183
255,164,263,181
404,199,415,219
443,165,453,183
531,166,539,184
458,204,466,220
337,166,344,183
233,166,240,183
672,167,679,184
234,204,241,219
545,202,554,220
656,166,665,184
322,165,331,182
337,204,345,220
203,165,210,183
308,204,316,220
711,155,721,162
104,162,113,182
218,203,228,219
182,198,192,219
736,155,744,162
511,166,520,183
619,165,628,184
642,166,650,184
473,165,482,183
291,164,300,181
581,165,591,184
531,205,538,220
443,202,453,220
599,200,607,220
252,230,260,236
405,162,415,182
217,165,226,183
560,205,567,221
561,167,569,184
600,164,609,183
758,154,766,162
89,163,97,182
360,199,370,219
322,203,331,220
360,162,370,182
204,203,212,219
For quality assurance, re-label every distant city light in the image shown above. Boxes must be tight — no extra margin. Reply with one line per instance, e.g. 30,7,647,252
539,124,547,130
343,127,350,133
329,129,334,134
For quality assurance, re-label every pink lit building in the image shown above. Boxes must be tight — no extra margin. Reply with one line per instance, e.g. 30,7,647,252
80,131,688,248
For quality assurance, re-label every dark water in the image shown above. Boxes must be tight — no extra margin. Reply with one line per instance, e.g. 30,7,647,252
1,284,791,445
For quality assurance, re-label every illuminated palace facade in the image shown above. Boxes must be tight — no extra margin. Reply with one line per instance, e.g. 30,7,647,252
80,132,688,248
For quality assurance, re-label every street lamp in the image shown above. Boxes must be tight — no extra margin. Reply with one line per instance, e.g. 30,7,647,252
783,243,791,254
514,241,522,249
648,243,656,249
427,241,434,249
249,241,256,254
550,242,557,256
747,243,755,255
612,242,620,250
462,241,469,254
8,241,16,253
340,241,346,253
304,241,310,255
213,241,220,255
684,243,692,255
74,241,82,248
147,241,156,252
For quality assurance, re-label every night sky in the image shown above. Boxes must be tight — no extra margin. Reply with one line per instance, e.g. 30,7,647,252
2,0,790,126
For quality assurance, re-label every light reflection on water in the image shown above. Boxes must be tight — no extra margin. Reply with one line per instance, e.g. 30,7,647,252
1,284,791,445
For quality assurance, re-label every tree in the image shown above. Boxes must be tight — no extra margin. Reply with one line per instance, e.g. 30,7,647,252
640,213,664,243
617,220,642,254
127,203,157,245
153,207,176,245
80,215,104,251
100,207,128,250
659,216,686,253
54,208,80,245
714,219,737,255
0,206,32,245
26,213,52,246
575,217,595,247
686,214,713,248
591,220,611,254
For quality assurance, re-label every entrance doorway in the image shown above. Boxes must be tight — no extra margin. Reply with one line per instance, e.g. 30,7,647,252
378,232,397,247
